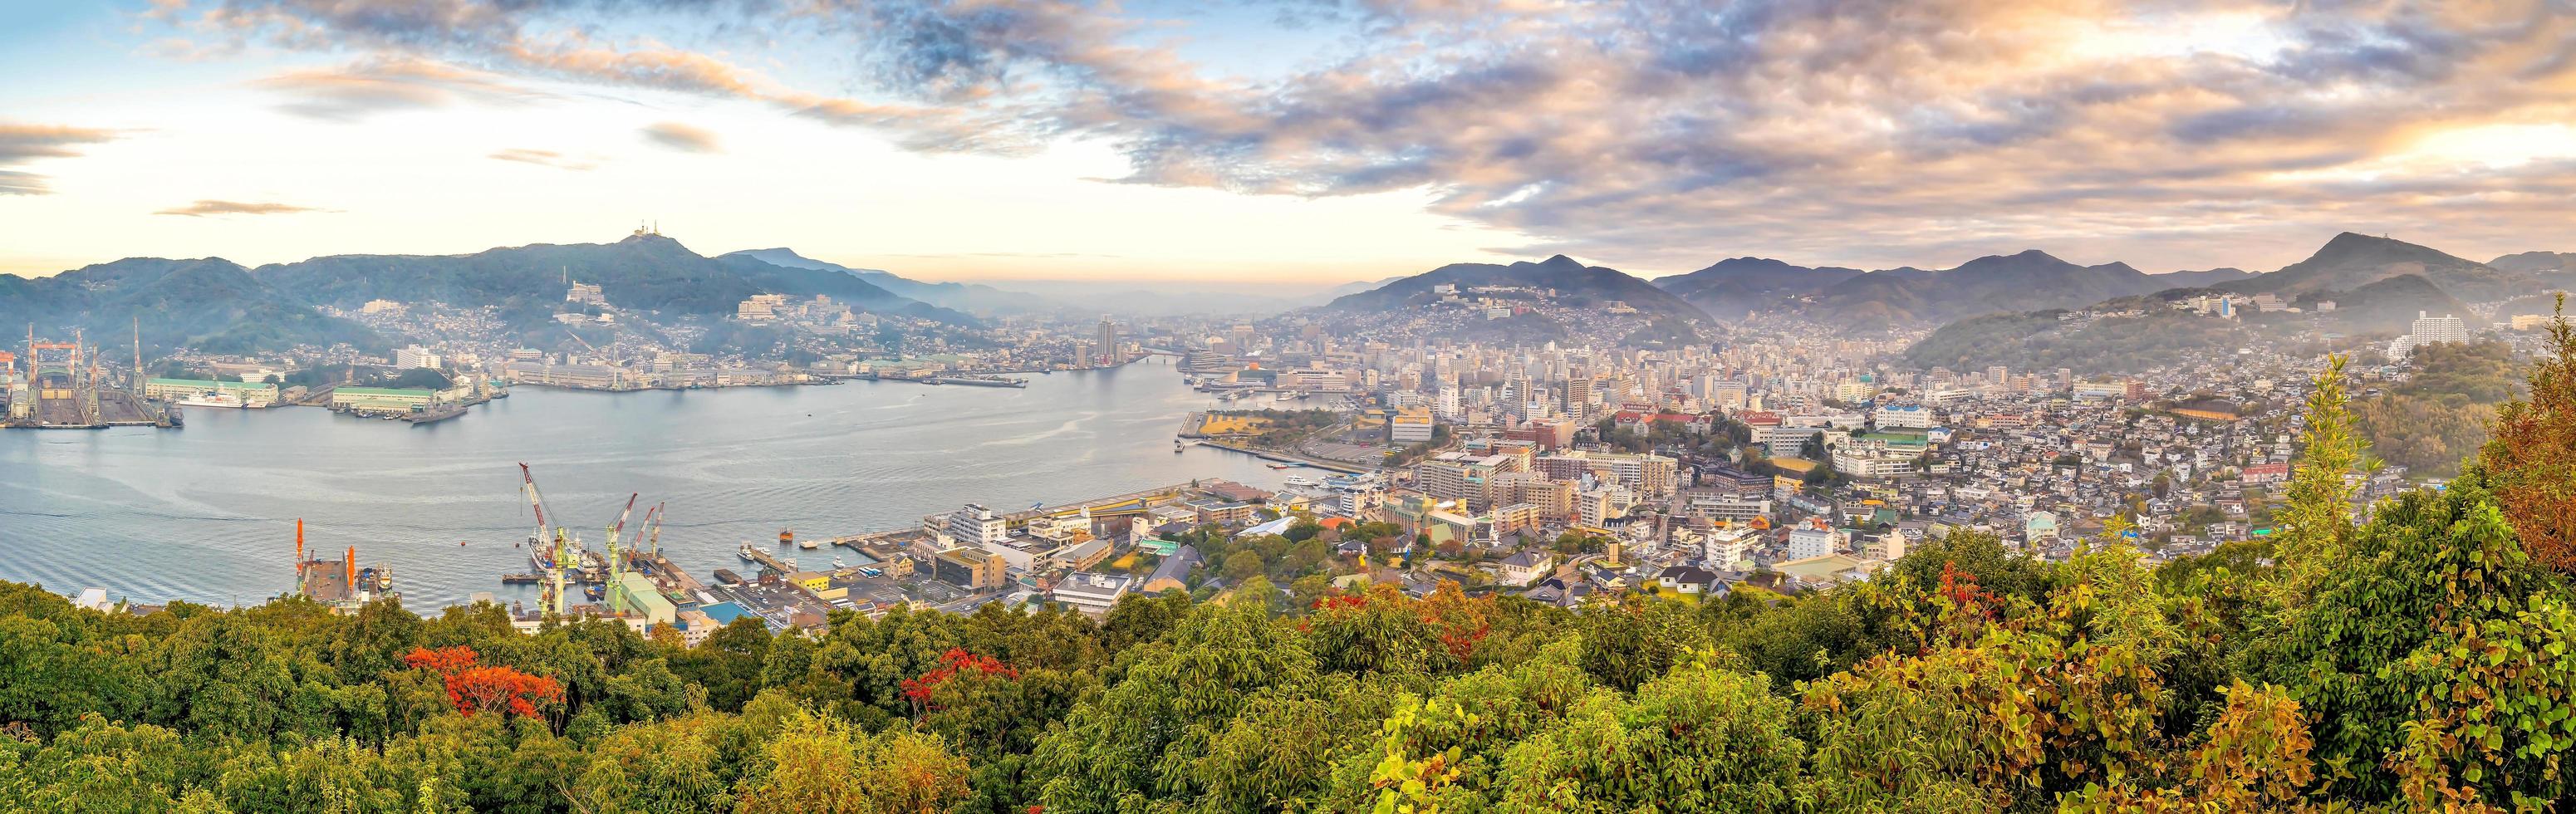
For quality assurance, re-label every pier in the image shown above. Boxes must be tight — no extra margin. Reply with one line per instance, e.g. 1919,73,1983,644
738,544,800,576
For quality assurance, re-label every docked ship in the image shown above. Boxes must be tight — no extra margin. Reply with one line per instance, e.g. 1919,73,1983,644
176,390,246,409
1283,474,1322,488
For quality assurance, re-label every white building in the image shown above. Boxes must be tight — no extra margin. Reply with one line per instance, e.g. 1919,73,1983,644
946,504,1008,547
1049,571,1134,616
1704,527,1761,568
1787,523,1847,561
2412,311,2469,345
1872,405,1936,429
393,346,441,370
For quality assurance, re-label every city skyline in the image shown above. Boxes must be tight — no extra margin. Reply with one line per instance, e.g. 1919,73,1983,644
2,1,2572,284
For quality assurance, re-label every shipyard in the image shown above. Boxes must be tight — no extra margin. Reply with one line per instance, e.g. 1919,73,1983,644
366,467,1394,640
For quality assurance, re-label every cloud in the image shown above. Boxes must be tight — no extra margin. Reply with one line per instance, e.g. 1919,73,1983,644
154,199,325,217
640,121,721,153
0,122,120,195
488,147,595,170
256,56,546,121
147,0,2576,271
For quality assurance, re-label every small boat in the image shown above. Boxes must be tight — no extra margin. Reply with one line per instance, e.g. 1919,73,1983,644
1284,475,1322,488
1174,439,1185,454
832,556,847,569
738,543,758,561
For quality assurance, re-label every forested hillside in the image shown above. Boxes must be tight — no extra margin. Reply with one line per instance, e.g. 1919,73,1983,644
2353,340,2524,478
7,325,2576,812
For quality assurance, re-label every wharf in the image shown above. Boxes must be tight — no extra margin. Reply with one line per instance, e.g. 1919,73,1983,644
1191,439,1375,474
402,405,470,424
1002,483,1194,524
739,544,800,576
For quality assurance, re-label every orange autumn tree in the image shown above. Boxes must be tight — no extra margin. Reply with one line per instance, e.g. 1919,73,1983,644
2483,294,2576,571
403,645,564,718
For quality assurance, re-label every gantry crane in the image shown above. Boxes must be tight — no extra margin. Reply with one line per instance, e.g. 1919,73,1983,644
520,463,580,618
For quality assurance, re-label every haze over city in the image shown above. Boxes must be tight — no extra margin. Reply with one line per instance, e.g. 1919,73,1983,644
4,0,2571,282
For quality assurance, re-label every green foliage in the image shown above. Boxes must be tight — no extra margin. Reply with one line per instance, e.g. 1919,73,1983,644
1905,308,2265,376
2352,340,2522,478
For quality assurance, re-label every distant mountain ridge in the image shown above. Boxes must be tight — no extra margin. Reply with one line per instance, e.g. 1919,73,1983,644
0,234,1013,356
1893,233,2559,375
1804,250,2197,323
1652,257,1861,321
2215,232,2534,302
0,257,385,354
248,234,976,329
1649,253,2256,325
1327,254,1710,322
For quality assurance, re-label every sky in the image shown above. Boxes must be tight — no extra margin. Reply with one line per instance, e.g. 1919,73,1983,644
1,0,2571,286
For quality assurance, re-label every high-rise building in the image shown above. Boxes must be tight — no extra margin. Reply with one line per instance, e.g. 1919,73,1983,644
1096,318,1121,365
2412,311,2469,345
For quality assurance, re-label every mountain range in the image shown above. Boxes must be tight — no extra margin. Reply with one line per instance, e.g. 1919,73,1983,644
7,230,2565,357
1646,232,2565,327
253,233,978,327
2,234,1006,356
1896,235,2549,376
1652,251,2258,325
0,257,387,355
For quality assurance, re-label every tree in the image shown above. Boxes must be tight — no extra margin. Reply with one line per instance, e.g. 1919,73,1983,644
2269,354,2370,601
733,710,969,814
1491,665,1805,812
1030,598,1316,810
2483,294,2576,570
1221,550,1264,583
401,646,563,720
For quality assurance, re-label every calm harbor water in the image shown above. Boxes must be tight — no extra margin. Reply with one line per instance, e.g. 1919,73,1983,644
0,359,1293,609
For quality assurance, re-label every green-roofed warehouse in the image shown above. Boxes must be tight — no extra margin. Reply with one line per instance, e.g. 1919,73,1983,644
330,386,436,413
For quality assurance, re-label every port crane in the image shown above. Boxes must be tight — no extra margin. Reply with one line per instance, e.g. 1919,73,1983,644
519,463,582,617
602,493,638,615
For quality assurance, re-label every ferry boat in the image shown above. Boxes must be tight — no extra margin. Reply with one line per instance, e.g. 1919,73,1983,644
1283,474,1322,488
176,390,246,409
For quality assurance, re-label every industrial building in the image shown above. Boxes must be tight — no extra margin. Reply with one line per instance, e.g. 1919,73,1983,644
330,386,436,413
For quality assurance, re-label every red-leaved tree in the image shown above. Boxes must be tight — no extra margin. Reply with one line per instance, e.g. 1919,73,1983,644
402,645,564,718
900,648,1018,713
